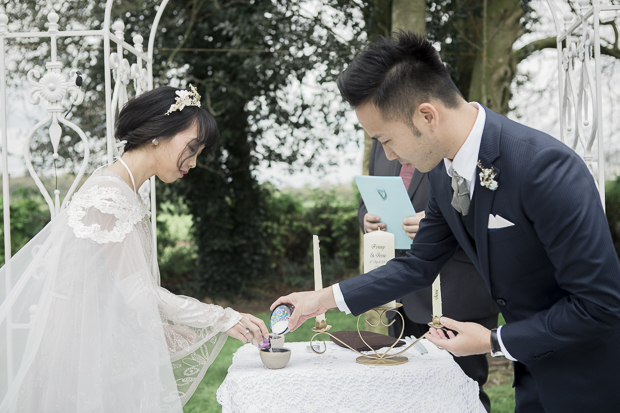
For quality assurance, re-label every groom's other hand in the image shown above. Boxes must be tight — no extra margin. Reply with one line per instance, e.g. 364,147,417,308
402,211,426,240
425,317,492,357
270,287,337,332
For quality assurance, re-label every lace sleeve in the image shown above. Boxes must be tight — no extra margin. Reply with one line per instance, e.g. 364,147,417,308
155,286,241,333
67,185,149,244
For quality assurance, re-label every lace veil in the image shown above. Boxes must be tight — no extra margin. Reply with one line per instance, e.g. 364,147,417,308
0,170,240,412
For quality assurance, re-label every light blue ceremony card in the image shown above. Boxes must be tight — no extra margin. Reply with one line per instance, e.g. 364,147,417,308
355,175,416,250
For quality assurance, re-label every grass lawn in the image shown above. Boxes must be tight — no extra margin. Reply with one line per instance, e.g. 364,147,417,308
184,310,515,412
486,382,516,412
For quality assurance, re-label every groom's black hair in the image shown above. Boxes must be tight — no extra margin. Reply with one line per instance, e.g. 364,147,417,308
115,86,219,168
337,31,463,129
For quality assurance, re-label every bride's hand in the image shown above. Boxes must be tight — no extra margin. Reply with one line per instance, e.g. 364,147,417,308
225,313,269,346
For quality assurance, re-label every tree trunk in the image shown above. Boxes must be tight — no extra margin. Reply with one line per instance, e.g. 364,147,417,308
465,0,525,115
392,0,425,34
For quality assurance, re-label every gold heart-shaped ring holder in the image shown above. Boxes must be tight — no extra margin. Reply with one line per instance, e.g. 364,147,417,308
310,303,445,366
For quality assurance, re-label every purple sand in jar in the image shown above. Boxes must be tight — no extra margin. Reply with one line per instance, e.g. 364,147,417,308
258,336,270,350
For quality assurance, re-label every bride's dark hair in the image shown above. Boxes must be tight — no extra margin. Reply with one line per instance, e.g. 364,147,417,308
115,86,219,168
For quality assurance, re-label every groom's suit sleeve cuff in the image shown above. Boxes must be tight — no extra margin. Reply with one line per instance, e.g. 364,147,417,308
332,283,352,314
497,325,517,361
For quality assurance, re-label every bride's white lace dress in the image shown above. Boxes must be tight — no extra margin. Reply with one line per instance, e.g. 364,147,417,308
0,169,240,412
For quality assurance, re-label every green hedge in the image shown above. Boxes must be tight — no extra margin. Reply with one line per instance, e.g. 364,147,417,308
260,185,360,290
605,176,620,257
0,184,362,298
8,175,619,301
158,184,362,298
0,187,51,266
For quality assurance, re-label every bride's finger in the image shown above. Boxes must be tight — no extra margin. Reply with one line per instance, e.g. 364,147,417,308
239,318,263,341
227,327,248,344
241,314,269,337
234,322,252,342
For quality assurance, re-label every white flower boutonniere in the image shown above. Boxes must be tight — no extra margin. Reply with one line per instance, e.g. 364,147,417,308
477,160,498,191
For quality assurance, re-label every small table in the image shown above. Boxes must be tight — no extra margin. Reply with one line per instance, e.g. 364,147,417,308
217,340,485,413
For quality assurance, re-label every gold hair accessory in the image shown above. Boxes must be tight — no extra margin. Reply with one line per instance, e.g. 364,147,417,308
164,84,201,115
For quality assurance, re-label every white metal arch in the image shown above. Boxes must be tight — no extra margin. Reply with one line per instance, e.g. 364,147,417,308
0,0,170,388
545,0,620,208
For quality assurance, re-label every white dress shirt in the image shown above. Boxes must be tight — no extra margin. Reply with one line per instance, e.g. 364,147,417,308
333,103,515,360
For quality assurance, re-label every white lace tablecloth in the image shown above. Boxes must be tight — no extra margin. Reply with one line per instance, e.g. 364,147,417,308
217,340,486,413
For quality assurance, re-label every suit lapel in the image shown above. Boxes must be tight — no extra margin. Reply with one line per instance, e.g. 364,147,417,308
407,170,424,200
473,108,502,281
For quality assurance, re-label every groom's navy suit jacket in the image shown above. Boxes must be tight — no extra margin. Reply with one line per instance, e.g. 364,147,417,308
340,108,620,412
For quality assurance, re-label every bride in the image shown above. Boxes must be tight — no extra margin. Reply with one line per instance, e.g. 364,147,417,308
0,86,268,412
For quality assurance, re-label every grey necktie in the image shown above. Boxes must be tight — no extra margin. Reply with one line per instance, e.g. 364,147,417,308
451,170,470,216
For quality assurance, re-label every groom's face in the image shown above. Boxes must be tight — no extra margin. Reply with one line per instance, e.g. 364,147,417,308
355,103,445,173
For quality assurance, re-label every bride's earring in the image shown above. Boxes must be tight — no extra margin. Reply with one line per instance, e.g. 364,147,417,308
152,138,159,146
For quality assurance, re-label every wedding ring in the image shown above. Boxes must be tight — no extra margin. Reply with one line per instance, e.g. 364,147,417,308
243,329,250,337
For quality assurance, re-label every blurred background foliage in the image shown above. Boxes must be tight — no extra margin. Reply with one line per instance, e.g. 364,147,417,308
605,177,620,258
5,177,620,298
154,179,362,300
0,187,50,266
153,181,362,300
0,182,361,300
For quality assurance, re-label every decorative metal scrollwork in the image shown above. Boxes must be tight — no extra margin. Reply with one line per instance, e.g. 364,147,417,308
27,67,84,108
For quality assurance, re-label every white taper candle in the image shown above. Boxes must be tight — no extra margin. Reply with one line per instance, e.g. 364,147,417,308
431,274,442,319
313,235,326,323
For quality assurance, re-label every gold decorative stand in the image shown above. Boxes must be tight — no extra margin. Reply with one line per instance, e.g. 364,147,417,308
310,303,429,366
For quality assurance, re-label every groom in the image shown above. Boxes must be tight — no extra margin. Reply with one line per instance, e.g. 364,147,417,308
272,32,620,413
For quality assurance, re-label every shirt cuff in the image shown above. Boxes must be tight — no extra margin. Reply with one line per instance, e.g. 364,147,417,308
497,325,517,361
332,283,352,315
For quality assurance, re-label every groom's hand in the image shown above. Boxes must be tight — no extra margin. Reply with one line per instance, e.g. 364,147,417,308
270,287,337,332
425,317,492,357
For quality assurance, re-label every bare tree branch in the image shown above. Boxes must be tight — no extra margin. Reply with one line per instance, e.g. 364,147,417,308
601,20,619,51
516,30,620,64
514,36,557,64
602,45,620,59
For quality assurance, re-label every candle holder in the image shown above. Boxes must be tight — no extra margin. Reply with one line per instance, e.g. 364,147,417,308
309,302,428,366
427,314,445,329
313,318,331,332
427,314,449,351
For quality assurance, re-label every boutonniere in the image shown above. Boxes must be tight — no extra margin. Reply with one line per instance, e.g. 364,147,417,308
477,160,498,191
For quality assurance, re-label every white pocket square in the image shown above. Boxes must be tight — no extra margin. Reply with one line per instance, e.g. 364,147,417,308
488,214,515,229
